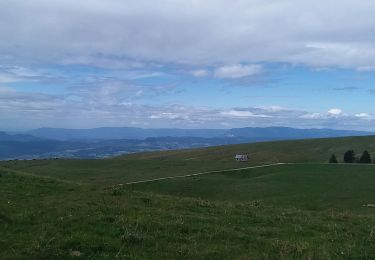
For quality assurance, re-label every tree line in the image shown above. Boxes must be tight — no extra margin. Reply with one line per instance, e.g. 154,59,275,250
329,150,373,164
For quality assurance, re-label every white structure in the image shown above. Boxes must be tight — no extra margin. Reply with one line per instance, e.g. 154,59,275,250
235,154,249,162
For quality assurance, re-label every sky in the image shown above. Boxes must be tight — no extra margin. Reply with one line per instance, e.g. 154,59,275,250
1,0,375,131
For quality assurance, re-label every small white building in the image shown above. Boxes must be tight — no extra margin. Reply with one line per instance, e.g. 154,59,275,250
235,154,249,162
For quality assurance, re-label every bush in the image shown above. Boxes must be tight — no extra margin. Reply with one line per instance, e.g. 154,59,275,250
112,187,123,196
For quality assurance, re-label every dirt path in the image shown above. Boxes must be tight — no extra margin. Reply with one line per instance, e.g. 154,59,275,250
125,162,286,185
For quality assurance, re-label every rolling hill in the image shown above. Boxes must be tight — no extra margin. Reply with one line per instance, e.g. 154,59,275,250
119,135,375,163
2,136,375,258
1,135,375,186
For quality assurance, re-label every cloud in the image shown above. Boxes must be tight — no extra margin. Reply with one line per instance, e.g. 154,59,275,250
299,113,324,120
192,69,209,77
357,66,375,72
1,86,374,131
214,64,263,79
191,64,263,79
257,106,286,113
328,108,343,116
332,86,359,91
300,108,344,120
221,110,271,118
0,66,39,83
0,65,66,84
1,1,374,131
2,0,375,69
355,113,374,120
0,74,20,83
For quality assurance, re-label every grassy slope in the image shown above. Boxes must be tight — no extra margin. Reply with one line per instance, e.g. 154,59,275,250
1,135,375,186
118,135,375,162
0,159,252,186
132,164,375,211
2,167,375,259
2,136,375,258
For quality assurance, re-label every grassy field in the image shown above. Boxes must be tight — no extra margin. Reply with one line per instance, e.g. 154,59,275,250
0,159,255,186
2,166,375,259
2,136,375,259
1,135,375,186
131,164,375,211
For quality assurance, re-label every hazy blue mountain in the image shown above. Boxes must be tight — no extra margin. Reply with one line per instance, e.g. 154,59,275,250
26,127,227,141
24,126,373,141
225,127,373,139
0,140,78,159
0,136,249,160
0,131,43,142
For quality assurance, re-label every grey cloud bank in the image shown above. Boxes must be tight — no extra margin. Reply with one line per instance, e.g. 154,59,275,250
2,0,375,68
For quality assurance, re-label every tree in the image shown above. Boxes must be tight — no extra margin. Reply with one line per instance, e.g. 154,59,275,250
344,150,356,163
329,154,338,163
359,150,372,164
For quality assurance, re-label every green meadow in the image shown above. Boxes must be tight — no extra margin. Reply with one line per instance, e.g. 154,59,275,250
2,136,375,259
132,164,375,211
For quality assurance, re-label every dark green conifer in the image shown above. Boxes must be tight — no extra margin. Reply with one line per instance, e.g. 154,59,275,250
329,154,338,163
359,150,372,164
344,150,356,163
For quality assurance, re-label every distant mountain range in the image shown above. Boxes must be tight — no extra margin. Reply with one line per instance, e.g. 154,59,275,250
0,131,42,142
225,127,373,139
24,127,227,140
22,126,373,141
0,134,248,160
0,127,373,160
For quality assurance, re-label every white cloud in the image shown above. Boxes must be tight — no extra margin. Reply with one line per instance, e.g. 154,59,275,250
214,64,263,79
357,66,375,72
192,69,209,77
355,112,369,118
299,113,324,120
0,74,20,83
300,108,344,120
149,112,190,120
355,113,374,120
136,90,144,96
328,108,343,116
258,106,285,113
221,110,271,118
